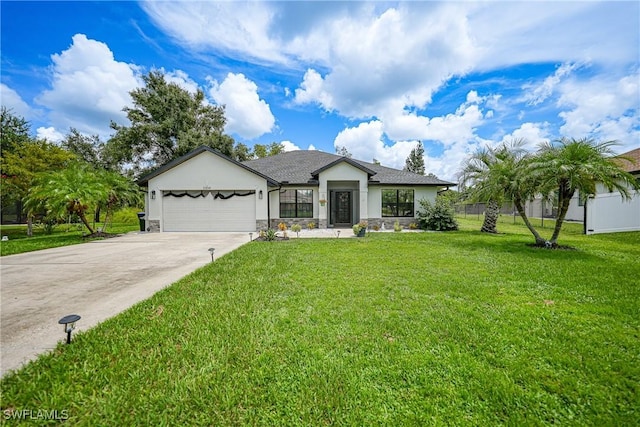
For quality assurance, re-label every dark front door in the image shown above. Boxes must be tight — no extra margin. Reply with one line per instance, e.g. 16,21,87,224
332,191,352,227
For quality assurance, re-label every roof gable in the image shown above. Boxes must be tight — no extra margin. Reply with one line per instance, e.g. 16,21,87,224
311,157,377,178
137,146,278,186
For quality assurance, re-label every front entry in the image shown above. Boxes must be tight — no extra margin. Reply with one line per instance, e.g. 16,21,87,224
330,190,352,227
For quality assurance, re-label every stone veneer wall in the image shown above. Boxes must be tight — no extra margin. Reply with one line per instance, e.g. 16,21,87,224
366,217,418,230
147,219,160,232
255,220,269,231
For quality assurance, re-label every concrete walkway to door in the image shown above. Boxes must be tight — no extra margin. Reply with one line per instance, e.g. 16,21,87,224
0,232,249,377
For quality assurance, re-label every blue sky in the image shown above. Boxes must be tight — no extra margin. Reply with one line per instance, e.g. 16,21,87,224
1,1,638,180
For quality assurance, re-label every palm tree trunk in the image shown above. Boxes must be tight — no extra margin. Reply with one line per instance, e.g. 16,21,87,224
27,215,33,237
481,199,500,233
550,190,574,244
78,211,96,235
514,199,546,245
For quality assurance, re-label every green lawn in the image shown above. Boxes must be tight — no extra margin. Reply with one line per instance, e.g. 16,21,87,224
1,221,639,425
0,223,140,256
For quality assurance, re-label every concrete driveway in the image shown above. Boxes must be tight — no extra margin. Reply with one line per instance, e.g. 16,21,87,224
0,231,249,377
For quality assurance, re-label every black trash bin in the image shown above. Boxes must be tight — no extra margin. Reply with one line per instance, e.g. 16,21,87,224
137,212,146,232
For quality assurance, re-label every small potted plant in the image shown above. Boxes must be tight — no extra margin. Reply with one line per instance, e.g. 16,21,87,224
319,198,327,206
352,221,368,237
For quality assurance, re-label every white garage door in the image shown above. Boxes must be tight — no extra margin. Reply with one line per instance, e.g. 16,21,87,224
162,191,256,231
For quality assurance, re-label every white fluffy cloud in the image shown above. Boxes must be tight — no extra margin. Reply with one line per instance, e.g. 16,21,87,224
208,73,275,140
36,126,65,142
1,83,33,119
36,34,140,138
163,69,200,95
557,70,640,150
500,123,551,150
523,63,581,106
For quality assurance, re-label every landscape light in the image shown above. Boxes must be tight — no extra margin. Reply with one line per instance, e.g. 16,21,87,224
208,248,215,262
249,232,253,241
58,314,81,344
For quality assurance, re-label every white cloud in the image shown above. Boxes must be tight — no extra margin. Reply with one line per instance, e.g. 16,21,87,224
36,126,65,143
523,62,581,105
208,73,275,140
294,69,334,111
382,103,485,146
1,84,34,120
35,34,140,138
163,69,200,95
557,70,639,149
500,122,551,150
281,140,300,151
141,1,288,64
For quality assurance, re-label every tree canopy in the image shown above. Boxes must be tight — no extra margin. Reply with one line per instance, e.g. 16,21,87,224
252,142,285,159
336,146,352,158
404,141,425,175
1,107,30,155
108,71,235,174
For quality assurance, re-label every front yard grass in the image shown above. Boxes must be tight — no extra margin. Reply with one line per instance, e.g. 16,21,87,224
0,223,139,256
1,225,639,425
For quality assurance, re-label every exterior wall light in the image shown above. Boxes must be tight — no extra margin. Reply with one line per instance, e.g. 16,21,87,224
208,248,215,262
151,190,156,199
258,190,263,199
58,314,81,344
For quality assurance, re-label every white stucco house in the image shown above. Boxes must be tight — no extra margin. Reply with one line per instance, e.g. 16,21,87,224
580,147,640,234
137,146,454,232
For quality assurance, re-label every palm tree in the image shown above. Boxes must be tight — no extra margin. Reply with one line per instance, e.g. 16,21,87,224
460,139,536,236
532,138,639,246
100,171,143,232
25,163,110,235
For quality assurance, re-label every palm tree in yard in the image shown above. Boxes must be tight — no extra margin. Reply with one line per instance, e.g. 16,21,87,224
532,137,639,246
460,139,534,235
25,163,123,236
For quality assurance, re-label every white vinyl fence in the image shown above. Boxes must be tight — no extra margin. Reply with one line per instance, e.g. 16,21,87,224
586,190,640,234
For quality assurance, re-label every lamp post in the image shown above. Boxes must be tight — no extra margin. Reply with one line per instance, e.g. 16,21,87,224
208,248,215,262
58,314,81,344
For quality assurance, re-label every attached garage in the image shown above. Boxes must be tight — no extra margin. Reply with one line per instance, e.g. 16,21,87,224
162,191,256,232
138,147,275,232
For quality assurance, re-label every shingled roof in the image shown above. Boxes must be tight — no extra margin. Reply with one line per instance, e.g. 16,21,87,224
616,147,640,174
243,150,455,186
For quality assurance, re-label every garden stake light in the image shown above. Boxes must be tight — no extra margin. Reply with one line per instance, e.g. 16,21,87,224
58,314,81,344
249,232,253,241
208,248,215,262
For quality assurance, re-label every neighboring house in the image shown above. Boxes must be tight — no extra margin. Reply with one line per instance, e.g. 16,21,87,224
582,147,640,234
137,146,454,232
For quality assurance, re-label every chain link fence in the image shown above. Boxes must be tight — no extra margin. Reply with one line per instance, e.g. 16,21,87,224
455,199,563,227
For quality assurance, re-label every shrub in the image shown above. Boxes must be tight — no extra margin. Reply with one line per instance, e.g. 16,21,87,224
291,224,302,237
393,221,402,232
417,198,458,231
278,222,288,231
408,222,418,230
265,229,277,241
112,207,144,224
307,222,316,230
